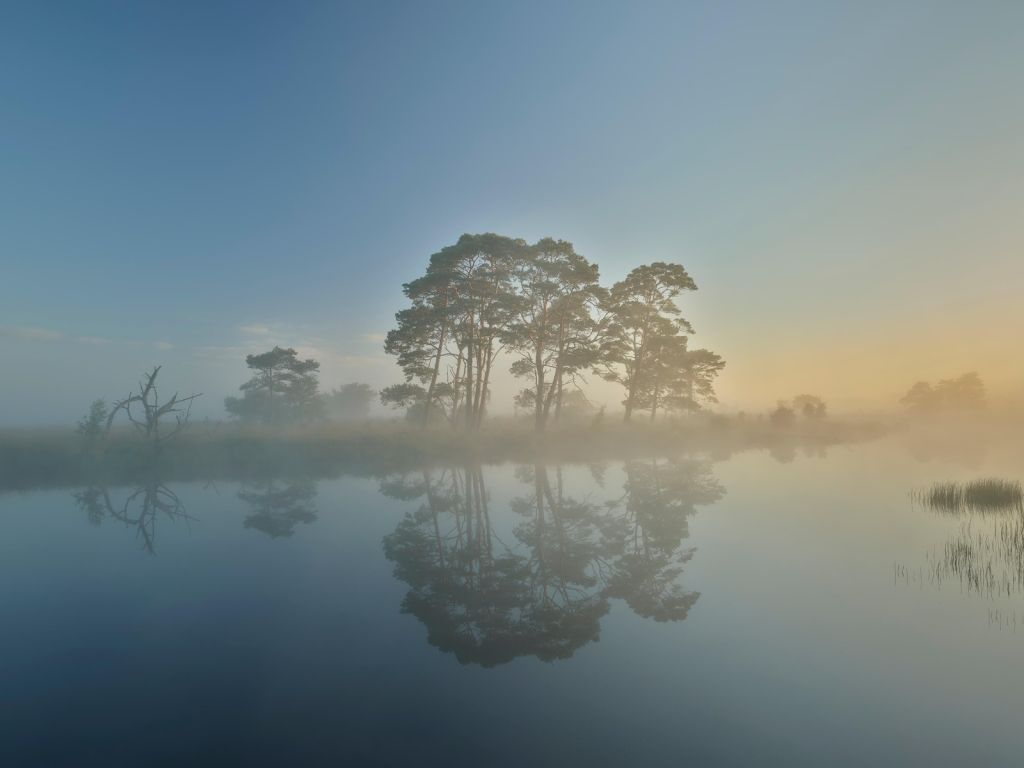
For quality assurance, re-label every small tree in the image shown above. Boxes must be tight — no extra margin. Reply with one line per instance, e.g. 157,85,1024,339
936,372,986,410
225,346,324,424
76,399,108,449
792,394,827,420
326,383,376,421
769,401,796,428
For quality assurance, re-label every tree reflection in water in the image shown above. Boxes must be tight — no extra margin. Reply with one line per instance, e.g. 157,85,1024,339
239,479,318,538
382,459,724,666
74,480,194,555
607,459,724,621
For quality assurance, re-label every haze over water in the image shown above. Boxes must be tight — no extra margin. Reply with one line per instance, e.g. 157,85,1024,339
2,432,1023,766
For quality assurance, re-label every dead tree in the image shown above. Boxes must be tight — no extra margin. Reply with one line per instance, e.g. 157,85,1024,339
106,366,201,452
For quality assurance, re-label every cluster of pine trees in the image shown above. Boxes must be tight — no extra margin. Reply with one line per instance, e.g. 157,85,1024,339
383,233,725,430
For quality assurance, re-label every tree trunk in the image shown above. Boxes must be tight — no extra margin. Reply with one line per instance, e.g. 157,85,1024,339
449,350,464,426
423,313,448,427
542,320,565,423
475,344,493,430
554,373,564,422
464,314,475,431
624,313,652,423
534,343,546,432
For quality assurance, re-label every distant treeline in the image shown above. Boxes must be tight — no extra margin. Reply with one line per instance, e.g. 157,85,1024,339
900,372,987,414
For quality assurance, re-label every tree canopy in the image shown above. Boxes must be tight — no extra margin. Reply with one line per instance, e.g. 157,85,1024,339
383,235,724,428
900,372,986,414
225,346,324,424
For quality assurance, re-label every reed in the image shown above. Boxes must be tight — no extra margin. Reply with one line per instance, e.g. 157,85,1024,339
915,478,1023,515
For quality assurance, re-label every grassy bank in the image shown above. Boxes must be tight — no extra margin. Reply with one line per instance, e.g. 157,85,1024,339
0,415,886,491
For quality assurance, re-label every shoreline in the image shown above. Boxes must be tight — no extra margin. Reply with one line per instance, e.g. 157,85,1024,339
0,417,886,492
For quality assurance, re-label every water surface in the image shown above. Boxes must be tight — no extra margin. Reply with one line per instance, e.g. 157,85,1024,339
2,437,1023,766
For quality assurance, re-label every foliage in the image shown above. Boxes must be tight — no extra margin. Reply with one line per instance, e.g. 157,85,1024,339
504,238,606,430
769,401,796,427
385,236,725,428
225,346,324,424
385,234,526,429
900,372,986,414
792,394,827,420
76,399,108,446
598,262,699,422
325,383,375,421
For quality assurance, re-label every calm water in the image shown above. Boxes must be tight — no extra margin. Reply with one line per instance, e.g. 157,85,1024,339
2,436,1024,767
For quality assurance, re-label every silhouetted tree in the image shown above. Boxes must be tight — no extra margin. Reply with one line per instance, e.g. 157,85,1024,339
676,348,726,412
600,263,698,422
386,241,728,422
900,372,986,415
504,239,606,431
384,246,463,425
385,234,526,430
900,381,936,413
107,366,201,453
792,394,827,420
225,347,323,424
380,382,457,423
632,338,725,420
76,399,108,449
769,401,796,427
326,383,375,421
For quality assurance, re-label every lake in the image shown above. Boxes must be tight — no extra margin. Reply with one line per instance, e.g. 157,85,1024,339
2,433,1023,767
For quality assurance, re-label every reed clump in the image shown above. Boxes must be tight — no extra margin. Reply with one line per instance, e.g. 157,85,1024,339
915,478,1024,515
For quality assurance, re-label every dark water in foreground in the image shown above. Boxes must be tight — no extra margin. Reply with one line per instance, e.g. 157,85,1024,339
2,437,1024,767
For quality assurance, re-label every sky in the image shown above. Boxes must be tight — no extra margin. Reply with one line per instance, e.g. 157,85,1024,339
2,0,1022,424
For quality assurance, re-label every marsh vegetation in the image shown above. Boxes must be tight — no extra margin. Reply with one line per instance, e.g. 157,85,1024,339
900,475,1024,602
913,479,1024,516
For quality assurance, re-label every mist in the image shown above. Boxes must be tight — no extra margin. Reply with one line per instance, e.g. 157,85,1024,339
3,2,1024,766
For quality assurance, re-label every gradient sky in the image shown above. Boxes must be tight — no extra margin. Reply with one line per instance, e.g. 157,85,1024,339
2,1,1022,424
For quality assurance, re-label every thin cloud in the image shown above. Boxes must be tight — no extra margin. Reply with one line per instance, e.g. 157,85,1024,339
0,325,182,350
0,325,63,341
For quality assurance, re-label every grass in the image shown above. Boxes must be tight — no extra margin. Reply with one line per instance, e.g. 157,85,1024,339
0,414,885,492
927,513,1024,598
915,478,1024,515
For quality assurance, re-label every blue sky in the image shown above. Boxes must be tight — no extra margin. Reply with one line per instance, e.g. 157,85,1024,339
3,1,1023,423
